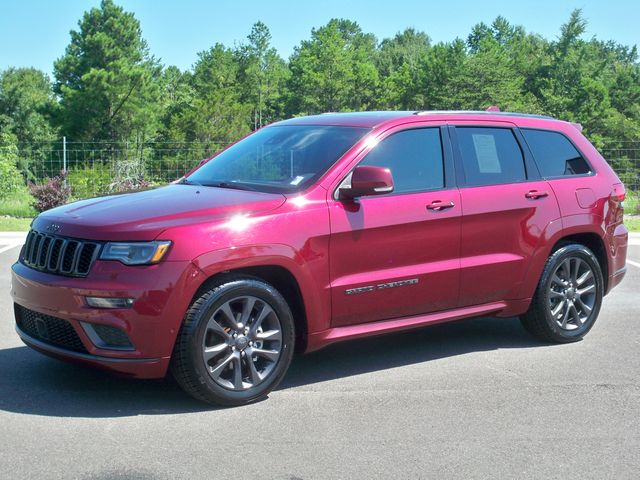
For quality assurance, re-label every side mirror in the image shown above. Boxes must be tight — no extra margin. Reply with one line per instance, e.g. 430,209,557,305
339,165,394,199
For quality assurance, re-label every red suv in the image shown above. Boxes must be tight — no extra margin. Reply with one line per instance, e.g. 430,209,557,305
11,111,628,406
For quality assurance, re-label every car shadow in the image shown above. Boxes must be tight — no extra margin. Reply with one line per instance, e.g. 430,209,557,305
280,315,550,389
0,316,551,418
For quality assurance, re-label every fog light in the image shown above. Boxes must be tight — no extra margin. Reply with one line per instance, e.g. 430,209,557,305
85,297,134,309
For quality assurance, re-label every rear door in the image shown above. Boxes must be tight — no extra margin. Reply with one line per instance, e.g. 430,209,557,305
329,124,461,327
450,123,561,306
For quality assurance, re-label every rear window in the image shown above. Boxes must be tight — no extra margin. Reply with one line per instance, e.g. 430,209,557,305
456,127,526,187
521,129,592,177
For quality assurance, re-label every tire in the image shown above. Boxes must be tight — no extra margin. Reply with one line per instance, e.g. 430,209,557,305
520,243,604,343
170,275,295,406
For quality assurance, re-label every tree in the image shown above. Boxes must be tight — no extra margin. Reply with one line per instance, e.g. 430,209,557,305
53,0,161,144
376,28,431,109
235,22,289,129
0,68,59,177
164,44,250,145
288,19,379,114
0,67,58,145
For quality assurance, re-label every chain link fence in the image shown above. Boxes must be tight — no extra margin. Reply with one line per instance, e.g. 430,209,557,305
2,140,640,200
3,140,231,200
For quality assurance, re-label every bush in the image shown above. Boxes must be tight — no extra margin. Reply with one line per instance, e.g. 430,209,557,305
0,140,23,199
110,178,152,193
67,163,112,199
29,171,72,212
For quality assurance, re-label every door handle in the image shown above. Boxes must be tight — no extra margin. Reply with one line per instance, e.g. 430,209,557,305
525,190,549,200
426,200,455,211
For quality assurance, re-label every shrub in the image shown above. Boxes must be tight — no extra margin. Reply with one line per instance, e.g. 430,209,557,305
0,140,23,199
67,163,112,199
111,178,152,193
29,171,72,212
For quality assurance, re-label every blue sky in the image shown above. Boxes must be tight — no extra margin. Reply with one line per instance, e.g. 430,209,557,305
1,0,638,77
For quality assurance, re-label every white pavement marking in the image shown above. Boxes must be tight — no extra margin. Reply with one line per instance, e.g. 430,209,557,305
0,232,27,255
627,259,640,269
0,244,21,254
629,232,640,246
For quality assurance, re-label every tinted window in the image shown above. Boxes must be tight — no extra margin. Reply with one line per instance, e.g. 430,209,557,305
456,127,526,186
360,128,444,194
187,125,369,193
522,129,591,177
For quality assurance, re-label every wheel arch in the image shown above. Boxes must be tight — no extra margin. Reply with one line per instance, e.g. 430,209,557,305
548,232,608,292
187,244,330,352
190,265,309,352
519,222,609,299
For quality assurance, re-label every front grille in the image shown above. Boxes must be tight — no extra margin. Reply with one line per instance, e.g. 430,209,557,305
21,229,100,277
15,304,88,353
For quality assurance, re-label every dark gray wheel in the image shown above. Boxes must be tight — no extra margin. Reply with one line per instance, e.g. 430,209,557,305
202,295,282,391
520,244,603,343
171,275,295,406
547,256,597,331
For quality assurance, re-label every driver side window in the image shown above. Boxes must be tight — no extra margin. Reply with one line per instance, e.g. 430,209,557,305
360,128,445,194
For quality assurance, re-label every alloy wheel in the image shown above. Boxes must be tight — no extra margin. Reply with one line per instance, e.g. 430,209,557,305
202,295,282,391
548,256,597,331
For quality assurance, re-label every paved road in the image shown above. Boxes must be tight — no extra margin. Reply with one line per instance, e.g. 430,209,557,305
0,242,639,479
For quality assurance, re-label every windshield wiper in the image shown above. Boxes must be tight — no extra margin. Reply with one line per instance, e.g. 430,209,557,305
211,181,258,192
179,178,204,186
180,178,258,191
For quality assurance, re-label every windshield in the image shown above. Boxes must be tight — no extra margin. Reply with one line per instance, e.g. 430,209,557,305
185,125,369,193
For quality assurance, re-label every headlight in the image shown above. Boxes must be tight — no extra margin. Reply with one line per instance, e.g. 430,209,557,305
100,241,172,265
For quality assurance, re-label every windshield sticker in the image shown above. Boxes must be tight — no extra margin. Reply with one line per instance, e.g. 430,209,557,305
290,176,305,185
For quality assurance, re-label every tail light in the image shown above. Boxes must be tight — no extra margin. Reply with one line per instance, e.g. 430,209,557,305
612,183,626,206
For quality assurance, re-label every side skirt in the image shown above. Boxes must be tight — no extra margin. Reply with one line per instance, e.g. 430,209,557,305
305,300,530,353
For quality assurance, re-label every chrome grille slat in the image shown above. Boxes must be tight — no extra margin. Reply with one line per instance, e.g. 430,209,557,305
20,229,101,278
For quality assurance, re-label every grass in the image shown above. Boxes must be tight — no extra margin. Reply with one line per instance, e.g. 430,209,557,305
0,216,32,232
625,190,640,216
0,188,37,217
624,216,640,232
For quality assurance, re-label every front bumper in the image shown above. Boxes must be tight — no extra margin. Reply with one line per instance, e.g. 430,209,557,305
11,258,204,379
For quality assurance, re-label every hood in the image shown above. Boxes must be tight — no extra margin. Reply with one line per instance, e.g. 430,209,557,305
32,184,286,241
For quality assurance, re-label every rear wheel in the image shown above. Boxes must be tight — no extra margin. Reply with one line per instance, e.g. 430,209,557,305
520,244,603,343
170,276,295,406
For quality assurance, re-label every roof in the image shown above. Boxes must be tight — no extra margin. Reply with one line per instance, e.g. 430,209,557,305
273,111,414,128
272,110,559,129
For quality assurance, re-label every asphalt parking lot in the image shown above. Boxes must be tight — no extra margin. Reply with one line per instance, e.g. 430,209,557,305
1,238,639,480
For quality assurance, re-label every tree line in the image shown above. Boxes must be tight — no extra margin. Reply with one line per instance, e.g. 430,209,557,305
1,0,639,165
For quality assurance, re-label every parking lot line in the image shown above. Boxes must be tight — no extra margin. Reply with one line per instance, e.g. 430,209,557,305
0,244,21,255
627,259,640,269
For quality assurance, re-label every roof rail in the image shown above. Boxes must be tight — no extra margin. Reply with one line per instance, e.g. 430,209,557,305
413,110,555,120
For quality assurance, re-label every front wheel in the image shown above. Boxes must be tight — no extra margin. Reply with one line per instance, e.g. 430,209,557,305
170,276,295,406
520,244,604,343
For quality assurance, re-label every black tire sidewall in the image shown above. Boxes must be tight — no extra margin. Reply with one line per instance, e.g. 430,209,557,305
185,279,295,405
539,245,604,341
